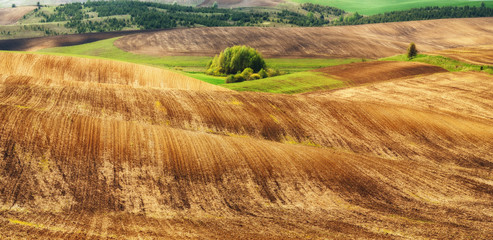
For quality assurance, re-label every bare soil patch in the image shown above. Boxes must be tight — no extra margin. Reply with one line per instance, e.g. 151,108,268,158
115,18,493,58
0,6,35,25
313,61,447,85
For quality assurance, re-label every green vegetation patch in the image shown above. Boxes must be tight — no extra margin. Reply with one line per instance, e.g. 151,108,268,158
39,38,211,71
184,73,225,85
381,54,493,74
289,0,493,15
268,58,363,72
221,71,345,94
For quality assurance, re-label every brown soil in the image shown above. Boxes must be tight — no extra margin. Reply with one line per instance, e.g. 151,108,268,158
0,52,492,238
313,61,448,85
0,6,35,25
0,52,226,91
115,18,493,58
0,29,163,51
430,45,493,66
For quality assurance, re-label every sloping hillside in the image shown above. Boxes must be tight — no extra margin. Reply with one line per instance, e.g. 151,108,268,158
115,18,493,58
0,52,226,91
0,52,492,238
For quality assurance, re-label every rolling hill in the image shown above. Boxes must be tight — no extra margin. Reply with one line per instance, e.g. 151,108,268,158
0,50,492,238
115,18,493,59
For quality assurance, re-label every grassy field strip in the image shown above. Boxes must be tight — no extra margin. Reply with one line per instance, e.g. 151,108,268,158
289,0,493,15
222,71,345,94
381,54,493,74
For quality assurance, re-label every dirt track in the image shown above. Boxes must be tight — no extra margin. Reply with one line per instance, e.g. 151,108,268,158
431,45,493,65
313,61,448,85
115,18,493,58
0,52,492,238
0,6,35,25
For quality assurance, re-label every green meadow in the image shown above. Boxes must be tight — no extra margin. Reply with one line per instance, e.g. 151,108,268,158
289,0,493,15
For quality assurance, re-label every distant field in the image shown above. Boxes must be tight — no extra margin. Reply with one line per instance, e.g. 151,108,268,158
289,0,493,15
0,6,36,25
116,18,493,59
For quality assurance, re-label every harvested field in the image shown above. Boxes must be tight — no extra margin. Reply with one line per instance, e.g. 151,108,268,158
0,29,161,51
0,52,225,91
313,61,448,85
307,71,493,121
431,45,493,66
0,53,492,238
115,18,493,58
0,6,35,25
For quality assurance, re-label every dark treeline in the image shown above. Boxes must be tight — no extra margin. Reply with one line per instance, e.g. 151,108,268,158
339,4,493,25
301,3,345,16
276,10,328,26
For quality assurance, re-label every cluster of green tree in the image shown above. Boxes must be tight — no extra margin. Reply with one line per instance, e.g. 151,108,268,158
39,3,85,22
66,18,130,33
42,1,273,31
276,10,328,26
206,46,281,83
338,4,493,25
301,3,345,16
39,0,345,32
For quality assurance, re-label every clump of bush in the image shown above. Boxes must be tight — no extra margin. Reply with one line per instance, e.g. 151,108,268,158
225,67,281,83
206,45,266,75
207,45,284,83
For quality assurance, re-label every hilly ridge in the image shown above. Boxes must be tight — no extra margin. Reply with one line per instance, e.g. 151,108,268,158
1,51,492,238
115,18,493,58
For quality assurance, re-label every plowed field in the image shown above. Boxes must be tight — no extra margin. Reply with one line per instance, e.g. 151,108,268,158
115,18,493,58
0,6,35,25
313,61,448,85
0,30,160,51
431,45,493,66
0,52,492,238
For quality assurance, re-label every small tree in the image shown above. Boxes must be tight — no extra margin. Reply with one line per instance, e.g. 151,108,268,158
407,42,418,59
212,1,218,8
12,3,16,8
